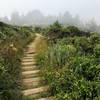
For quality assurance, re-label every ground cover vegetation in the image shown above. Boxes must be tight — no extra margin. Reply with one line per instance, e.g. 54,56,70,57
0,22,35,100
36,21,100,100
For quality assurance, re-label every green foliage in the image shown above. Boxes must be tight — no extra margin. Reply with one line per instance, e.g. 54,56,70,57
94,44,100,57
71,56,100,81
36,26,100,99
41,54,100,99
41,44,76,68
45,22,90,40
34,26,42,33
0,22,35,100
74,37,92,54
67,26,80,36
50,21,62,30
90,33,100,45
47,21,62,39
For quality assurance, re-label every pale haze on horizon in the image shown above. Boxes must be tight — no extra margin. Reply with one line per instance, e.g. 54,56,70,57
0,0,100,24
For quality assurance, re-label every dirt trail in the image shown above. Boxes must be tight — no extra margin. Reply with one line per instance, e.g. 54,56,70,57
21,34,54,100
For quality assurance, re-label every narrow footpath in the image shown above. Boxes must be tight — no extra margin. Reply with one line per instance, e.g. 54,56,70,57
21,34,54,100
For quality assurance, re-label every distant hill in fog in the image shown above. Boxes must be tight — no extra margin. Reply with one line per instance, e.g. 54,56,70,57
0,10,100,32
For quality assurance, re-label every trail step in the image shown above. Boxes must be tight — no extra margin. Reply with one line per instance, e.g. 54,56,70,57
23,56,34,59
22,59,36,62
24,51,35,54
22,77,41,83
24,53,35,55
21,35,53,100
22,66,37,71
22,70,40,78
24,53,35,56
22,70,40,75
22,62,36,66
38,96,54,100
23,55,37,59
22,77,42,89
22,86,49,96
22,81,40,89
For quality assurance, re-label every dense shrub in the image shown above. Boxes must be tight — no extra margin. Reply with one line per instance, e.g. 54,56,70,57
40,44,76,68
0,22,35,100
74,37,92,54
36,24,100,99
90,33,100,45
93,44,100,58
67,26,80,36
47,21,62,40
41,55,100,100
46,21,90,40
34,26,42,33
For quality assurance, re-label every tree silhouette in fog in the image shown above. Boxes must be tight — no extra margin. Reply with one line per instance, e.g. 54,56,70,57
0,10,100,32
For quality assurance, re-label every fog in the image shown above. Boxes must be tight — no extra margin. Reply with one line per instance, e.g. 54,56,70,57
0,0,100,22
0,0,100,31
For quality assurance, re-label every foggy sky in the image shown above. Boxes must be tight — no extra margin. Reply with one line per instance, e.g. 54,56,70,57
0,0,100,23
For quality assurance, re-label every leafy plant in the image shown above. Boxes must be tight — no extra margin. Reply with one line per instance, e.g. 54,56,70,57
0,22,35,100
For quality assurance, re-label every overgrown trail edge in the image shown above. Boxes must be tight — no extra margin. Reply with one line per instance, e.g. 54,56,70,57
21,34,54,100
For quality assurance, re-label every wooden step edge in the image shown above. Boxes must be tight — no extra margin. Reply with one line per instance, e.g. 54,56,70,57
22,70,40,75
21,65,37,68
22,60,36,62
21,63,37,67
24,52,36,54
22,86,49,96
22,61,36,64
21,66,38,71
22,77,42,83
22,81,41,90
38,96,55,100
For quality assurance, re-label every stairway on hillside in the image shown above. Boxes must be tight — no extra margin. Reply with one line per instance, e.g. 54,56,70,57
21,40,54,100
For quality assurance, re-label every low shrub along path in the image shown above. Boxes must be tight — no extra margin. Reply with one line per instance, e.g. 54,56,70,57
21,34,54,100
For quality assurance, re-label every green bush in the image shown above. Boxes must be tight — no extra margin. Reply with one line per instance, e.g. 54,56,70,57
74,37,92,54
67,26,80,36
94,44,100,58
0,22,35,100
36,24,100,100
47,21,62,39
43,43,76,68
90,33,100,45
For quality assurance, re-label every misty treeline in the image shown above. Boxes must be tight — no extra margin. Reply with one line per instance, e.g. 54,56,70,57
0,10,100,32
